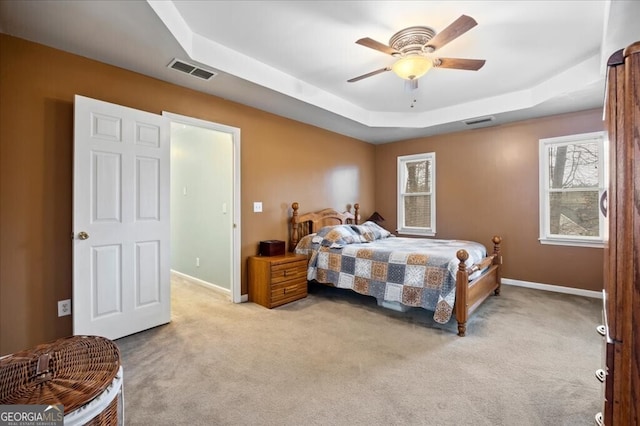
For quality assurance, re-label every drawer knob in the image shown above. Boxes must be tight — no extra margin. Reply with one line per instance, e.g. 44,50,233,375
596,325,606,337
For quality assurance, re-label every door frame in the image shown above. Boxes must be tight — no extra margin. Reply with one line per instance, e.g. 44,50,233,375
163,112,242,303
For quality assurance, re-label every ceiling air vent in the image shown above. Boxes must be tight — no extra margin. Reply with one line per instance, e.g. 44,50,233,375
168,59,216,81
463,116,495,126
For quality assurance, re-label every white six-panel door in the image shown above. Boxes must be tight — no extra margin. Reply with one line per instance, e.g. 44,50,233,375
73,95,170,339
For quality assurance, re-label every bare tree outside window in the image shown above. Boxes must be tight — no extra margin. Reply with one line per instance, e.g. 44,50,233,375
548,142,599,236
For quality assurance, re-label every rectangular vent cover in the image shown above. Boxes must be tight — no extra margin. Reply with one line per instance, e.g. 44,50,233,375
168,59,216,81
463,116,495,126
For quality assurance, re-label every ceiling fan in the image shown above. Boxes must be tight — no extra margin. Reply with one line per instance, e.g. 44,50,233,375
348,15,486,89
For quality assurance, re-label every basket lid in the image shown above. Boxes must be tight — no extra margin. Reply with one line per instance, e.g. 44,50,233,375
0,335,121,413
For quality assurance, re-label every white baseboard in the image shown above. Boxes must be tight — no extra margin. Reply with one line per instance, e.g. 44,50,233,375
502,278,602,299
171,270,231,297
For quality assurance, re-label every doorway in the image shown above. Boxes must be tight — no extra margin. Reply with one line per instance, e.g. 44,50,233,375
164,112,241,304
73,97,241,341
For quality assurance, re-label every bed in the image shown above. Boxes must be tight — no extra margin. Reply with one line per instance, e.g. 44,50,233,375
289,202,502,336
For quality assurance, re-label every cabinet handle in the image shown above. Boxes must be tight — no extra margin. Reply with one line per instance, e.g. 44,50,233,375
595,369,605,383
596,325,606,337
599,190,607,217
595,412,603,426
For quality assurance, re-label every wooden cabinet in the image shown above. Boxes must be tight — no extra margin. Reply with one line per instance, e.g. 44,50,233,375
600,41,640,425
248,254,308,308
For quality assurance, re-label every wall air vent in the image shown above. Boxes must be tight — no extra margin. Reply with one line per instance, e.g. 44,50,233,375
168,59,216,81
463,116,495,126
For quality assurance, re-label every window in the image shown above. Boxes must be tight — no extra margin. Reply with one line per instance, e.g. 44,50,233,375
397,152,435,236
539,131,607,248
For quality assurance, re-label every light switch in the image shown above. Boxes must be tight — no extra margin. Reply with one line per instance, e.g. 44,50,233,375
253,202,263,213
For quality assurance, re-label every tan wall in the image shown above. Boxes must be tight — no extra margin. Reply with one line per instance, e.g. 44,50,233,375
0,35,375,355
374,109,605,291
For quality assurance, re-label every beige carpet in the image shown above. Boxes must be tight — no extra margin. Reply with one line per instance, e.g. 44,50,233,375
116,277,602,426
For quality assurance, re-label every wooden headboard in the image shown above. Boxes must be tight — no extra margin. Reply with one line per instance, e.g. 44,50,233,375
289,202,359,251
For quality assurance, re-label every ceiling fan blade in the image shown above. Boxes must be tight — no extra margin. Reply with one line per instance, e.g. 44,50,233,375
355,38,398,56
425,15,478,51
435,58,486,71
347,67,392,83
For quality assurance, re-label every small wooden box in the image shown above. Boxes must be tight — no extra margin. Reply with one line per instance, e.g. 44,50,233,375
259,240,285,256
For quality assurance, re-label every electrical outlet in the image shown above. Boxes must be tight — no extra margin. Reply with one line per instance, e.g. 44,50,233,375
253,202,263,213
58,299,71,317
196,257,200,267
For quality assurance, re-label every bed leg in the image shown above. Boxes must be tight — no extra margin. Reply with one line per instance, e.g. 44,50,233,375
457,322,466,337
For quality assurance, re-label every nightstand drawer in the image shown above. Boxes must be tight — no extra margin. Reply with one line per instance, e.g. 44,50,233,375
271,259,307,284
271,279,307,306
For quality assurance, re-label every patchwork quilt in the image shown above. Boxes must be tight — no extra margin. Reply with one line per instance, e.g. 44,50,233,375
295,222,487,323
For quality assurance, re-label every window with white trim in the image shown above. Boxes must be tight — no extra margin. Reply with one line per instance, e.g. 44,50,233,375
397,152,435,236
539,131,607,248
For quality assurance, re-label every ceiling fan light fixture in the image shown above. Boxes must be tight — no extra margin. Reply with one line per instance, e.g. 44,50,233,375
391,55,432,80
349,16,483,84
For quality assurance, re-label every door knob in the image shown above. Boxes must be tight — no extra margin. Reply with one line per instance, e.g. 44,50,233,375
77,231,89,240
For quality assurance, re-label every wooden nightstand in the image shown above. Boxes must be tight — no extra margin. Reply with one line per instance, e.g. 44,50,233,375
248,253,308,308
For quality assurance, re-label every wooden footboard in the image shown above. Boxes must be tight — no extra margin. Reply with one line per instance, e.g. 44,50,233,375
454,236,502,336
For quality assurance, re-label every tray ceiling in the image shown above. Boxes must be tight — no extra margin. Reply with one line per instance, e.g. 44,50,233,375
1,1,639,143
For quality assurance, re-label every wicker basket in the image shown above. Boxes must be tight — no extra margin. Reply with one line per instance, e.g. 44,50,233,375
0,335,121,425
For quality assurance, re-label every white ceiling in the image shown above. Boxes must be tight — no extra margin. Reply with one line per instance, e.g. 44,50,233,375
1,0,639,144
